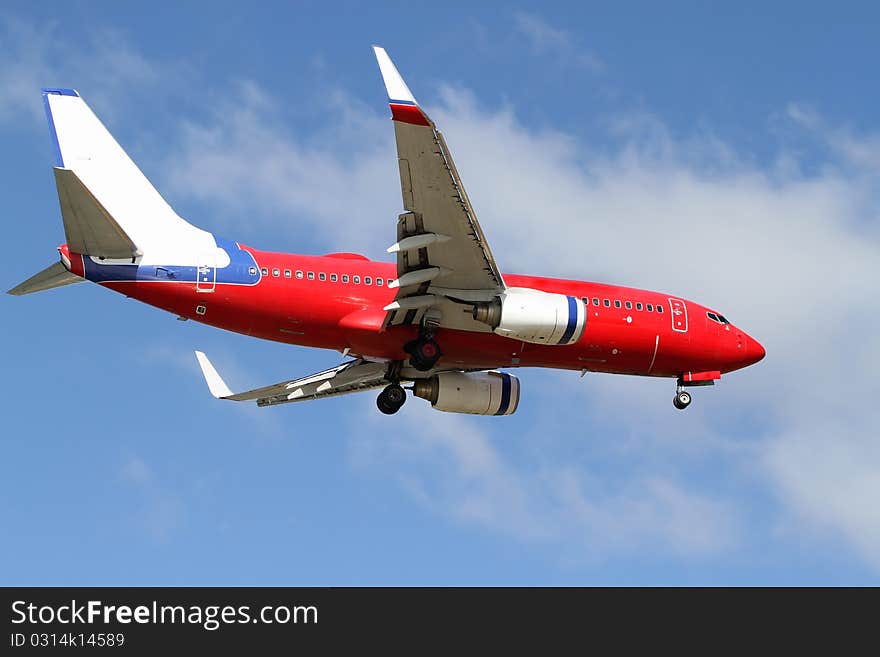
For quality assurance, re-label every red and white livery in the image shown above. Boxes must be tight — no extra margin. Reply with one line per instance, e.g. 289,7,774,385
9,48,765,415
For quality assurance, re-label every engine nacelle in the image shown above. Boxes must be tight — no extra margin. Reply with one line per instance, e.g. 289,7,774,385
472,287,586,346
413,371,520,416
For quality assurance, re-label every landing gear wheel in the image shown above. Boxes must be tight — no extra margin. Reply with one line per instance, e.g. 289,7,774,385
405,338,442,372
377,384,407,415
673,390,692,410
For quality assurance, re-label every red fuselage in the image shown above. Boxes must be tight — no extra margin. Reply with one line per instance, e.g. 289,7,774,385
68,243,765,379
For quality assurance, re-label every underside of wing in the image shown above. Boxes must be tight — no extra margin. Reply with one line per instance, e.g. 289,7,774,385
373,46,505,332
195,352,391,407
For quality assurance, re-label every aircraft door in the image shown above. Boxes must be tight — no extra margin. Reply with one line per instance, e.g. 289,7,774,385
196,253,216,293
668,297,688,333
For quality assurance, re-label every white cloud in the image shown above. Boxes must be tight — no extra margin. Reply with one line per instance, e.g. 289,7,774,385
349,402,738,558
788,102,880,174
763,420,880,570
161,83,398,253
513,11,605,72
0,18,160,125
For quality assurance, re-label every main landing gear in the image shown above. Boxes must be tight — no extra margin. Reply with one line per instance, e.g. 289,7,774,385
377,383,407,415
673,381,692,410
380,326,442,413
403,331,442,372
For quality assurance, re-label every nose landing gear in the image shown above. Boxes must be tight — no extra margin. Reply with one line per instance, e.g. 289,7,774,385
672,373,718,409
673,389,692,410
377,383,407,415
672,378,694,410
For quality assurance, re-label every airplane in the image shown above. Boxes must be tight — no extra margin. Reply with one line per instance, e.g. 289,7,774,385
8,46,765,416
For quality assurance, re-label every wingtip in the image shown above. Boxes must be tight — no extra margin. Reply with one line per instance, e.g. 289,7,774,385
372,45,416,105
194,350,234,399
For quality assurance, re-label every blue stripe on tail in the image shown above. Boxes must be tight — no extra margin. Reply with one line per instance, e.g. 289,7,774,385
41,89,80,168
41,90,64,167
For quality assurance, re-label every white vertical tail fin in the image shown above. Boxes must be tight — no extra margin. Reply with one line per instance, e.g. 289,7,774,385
42,88,216,263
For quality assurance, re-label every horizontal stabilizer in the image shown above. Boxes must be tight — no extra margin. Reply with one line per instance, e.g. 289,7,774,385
7,261,82,296
54,167,139,259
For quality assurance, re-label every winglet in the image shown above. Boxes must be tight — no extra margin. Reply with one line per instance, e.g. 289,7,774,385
194,351,234,399
372,45,430,127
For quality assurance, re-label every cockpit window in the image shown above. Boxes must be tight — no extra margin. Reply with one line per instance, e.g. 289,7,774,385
707,312,730,325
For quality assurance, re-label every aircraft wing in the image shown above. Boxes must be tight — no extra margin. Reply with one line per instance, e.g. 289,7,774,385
195,352,391,407
373,46,505,330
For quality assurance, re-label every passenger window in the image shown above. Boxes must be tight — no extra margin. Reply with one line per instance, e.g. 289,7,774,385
307,272,315,280
376,278,384,286
614,300,621,308
636,302,643,311
319,273,326,281
261,267,268,276
592,298,599,306
248,266,257,276
284,269,291,278
657,305,664,313
625,301,632,310
647,304,653,312
295,271,303,279
272,268,280,277
603,299,610,307
342,275,349,283
330,273,338,282
365,276,372,285
353,275,360,284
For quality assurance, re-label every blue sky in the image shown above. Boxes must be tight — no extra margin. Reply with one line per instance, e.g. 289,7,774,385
2,1,879,585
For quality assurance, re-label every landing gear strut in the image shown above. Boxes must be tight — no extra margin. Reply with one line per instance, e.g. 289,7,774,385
403,331,442,372
377,383,407,415
673,382,692,411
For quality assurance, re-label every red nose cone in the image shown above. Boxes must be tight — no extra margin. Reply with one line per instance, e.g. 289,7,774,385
746,337,766,365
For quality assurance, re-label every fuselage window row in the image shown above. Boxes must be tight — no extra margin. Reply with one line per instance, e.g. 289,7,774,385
256,265,385,287
582,297,665,313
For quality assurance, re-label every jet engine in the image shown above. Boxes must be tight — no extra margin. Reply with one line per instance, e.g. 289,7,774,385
471,287,586,346
413,371,520,416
